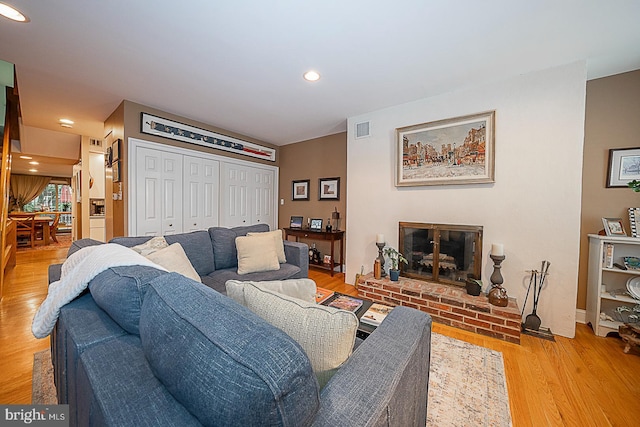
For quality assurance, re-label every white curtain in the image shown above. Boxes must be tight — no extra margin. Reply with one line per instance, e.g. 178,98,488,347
9,174,51,211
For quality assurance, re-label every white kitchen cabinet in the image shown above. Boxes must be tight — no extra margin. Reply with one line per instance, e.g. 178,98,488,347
586,234,640,337
89,217,106,242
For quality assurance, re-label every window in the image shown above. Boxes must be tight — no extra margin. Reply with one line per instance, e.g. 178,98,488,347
22,183,73,212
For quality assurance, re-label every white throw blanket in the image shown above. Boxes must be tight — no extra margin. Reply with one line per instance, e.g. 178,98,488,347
32,243,167,339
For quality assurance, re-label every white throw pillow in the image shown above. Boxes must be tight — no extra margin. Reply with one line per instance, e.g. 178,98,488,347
235,234,280,275
145,243,201,282
131,236,168,256
225,279,317,306
242,282,358,388
246,230,287,263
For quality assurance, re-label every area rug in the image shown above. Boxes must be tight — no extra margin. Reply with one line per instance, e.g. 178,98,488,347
18,233,72,252
428,333,512,426
32,350,57,404
33,334,512,425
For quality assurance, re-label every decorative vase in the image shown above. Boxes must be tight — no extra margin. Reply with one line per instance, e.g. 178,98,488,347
389,269,400,281
465,279,482,296
488,286,509,307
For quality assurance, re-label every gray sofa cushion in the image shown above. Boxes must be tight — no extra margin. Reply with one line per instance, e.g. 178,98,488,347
165,231,215,276
110,231,215,276
139,273,320,426
209,223,269,270
201,263,302,294
88,266,167,335
77,335,201,427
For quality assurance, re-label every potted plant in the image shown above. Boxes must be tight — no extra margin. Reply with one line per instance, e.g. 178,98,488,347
383,246,408,281
465,275,483,296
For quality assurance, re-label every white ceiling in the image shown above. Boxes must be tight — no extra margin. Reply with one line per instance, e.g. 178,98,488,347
1,0,640,176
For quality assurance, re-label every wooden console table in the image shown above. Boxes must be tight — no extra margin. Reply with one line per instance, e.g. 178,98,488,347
284,228,344,276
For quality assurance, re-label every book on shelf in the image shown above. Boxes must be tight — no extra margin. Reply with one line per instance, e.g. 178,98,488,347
327,295,363,312
315,287,335,304
603,243,614,269
360,303,393,326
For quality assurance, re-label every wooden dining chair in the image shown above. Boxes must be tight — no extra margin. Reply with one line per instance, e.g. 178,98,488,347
49,213,61,243
12,214,36,248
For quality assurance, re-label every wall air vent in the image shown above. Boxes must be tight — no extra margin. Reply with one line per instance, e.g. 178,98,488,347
355,121,370,139
89,138,102,147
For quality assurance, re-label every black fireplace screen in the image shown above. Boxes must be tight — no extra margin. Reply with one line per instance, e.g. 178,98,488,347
399,222,483,286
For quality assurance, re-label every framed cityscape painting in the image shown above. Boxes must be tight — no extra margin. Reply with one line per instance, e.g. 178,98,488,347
396,111,495,186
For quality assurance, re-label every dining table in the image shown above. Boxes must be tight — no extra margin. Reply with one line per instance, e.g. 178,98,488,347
9,212,59,246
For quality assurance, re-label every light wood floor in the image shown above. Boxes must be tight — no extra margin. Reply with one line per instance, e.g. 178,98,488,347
1,250,639,426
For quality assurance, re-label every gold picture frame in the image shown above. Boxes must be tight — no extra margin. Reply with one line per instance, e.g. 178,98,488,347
396,111,495,186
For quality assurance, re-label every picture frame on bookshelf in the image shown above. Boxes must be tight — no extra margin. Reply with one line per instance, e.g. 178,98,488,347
629,208,640,238
602,217,626,236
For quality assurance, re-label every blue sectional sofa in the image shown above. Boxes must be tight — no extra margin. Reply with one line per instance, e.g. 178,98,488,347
48,225,433,426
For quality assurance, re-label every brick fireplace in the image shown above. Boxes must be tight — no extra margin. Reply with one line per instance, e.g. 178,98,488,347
357,273,521,344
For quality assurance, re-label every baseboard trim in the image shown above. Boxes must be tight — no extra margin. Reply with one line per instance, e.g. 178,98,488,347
575,309,586,324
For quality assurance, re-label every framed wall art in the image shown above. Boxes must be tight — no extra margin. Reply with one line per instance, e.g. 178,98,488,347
292,179,310,201
113,160,121,183
396,111,495,186
319,177,340,200
111,139,121,161
141,113,276,161
606,147,640,188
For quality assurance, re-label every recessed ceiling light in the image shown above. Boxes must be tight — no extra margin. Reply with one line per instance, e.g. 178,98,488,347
0,3,29,22
59,118,74,125
29,161,39,165
60,124,73,128
303,70,321,82
19,155,32,160
29,169,38,173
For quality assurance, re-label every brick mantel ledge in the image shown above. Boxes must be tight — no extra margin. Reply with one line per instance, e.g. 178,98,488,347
357,273,520,344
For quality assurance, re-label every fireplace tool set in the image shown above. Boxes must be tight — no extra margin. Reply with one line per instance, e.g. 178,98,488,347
521,260,554,340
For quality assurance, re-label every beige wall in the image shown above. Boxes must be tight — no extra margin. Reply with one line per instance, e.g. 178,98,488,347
278,133,347,262
577,70,640,309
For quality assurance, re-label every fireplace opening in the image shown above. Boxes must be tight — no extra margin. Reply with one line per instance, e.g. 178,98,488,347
399,222,483,286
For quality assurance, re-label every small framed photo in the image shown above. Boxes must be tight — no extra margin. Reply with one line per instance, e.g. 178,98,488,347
319,177,340,200
323,255,332,265
292,179,310,201
310,218,323,231
290,216,303,229
606,147,640,188
602,217,626,236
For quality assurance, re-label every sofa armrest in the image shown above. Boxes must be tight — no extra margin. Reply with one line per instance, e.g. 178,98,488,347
49,264,62,284
312,306,431,427
283,240,309,278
